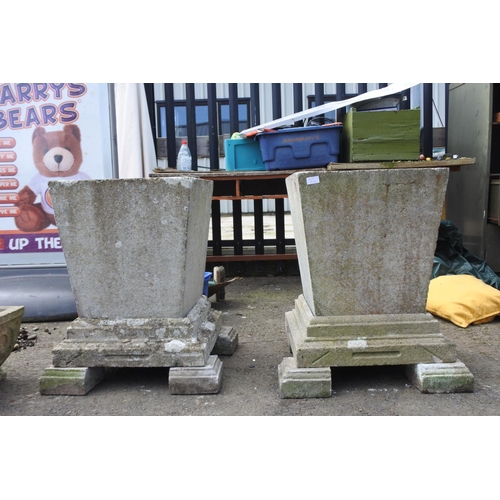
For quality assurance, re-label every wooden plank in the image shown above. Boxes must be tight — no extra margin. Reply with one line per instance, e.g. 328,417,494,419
152,159,475,177
326,157,476,171
151,167,326,178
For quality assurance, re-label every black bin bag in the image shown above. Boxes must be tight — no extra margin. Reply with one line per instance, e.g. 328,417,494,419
432,220,500,290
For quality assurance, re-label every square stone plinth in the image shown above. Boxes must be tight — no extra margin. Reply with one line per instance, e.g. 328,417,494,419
286,294,457,368
50,297,222,369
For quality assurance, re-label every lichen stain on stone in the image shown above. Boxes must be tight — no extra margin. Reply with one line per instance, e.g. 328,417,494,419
347,338,367,349
126,319,147,327
155,327,167,337
165,339,186,352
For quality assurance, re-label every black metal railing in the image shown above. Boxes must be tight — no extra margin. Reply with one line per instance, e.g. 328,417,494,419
144,83,444,274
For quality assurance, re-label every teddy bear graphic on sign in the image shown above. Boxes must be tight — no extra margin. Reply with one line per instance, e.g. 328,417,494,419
15,124,91,232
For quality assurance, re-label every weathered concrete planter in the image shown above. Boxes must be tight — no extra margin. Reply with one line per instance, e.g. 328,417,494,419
39,178,237,396
0,306,24,381
278,168,474,398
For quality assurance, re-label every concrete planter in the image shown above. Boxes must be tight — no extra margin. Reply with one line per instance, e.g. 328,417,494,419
278,168,474,397
0,306,24,380
40,178,236,395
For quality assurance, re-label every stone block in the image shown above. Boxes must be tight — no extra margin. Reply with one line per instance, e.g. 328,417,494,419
49,177,213,319
278,357,331,399
39,366,106,395
406,360,474,393
169,355,223,394
211,326,238,356
0,306,24,370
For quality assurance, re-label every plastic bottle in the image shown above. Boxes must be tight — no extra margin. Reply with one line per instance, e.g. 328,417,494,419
177,140,192,171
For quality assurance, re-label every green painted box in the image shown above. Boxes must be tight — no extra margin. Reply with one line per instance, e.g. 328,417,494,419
341,109,421,162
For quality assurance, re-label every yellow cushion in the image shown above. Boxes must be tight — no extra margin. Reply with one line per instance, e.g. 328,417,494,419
426,274,500,328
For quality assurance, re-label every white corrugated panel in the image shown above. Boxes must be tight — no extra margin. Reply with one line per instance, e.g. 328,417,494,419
219,198,290,214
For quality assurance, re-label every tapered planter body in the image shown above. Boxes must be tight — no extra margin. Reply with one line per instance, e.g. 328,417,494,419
50,177,213,320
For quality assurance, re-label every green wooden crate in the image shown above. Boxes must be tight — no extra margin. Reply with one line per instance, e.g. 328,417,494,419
341,109,421,162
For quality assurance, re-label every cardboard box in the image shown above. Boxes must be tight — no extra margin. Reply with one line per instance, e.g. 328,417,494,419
342,109,420,162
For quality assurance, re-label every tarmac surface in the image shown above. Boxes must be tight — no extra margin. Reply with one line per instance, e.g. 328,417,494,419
2,274,500,417
3,274,497,500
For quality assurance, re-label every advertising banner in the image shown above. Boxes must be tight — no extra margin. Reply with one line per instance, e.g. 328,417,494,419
0,83,115,266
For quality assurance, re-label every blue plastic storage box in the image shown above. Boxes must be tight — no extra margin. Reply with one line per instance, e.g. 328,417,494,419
224,138,266,171
256,124,342,171
203,272,212,297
